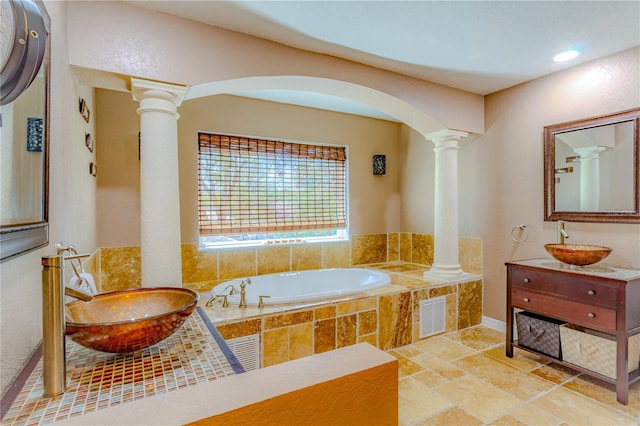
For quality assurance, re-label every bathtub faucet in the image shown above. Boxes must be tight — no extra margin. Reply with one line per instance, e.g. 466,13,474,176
238,279,251,308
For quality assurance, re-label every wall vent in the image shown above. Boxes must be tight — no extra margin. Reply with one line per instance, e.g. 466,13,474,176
225,334,260,371
419,297,446,338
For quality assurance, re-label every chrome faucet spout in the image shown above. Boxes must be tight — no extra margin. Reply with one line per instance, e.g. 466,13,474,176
224,284,239,295
557,221,569,244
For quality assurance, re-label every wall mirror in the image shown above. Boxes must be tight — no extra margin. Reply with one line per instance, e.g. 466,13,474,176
0,0,50,261
544,107,640,223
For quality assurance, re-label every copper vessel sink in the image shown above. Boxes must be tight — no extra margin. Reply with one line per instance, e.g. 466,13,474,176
66,287,199,353
544,244,612,267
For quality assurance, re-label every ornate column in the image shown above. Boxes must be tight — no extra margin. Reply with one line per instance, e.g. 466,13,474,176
131,78,187,287
423,129,468,280
574,146,607,211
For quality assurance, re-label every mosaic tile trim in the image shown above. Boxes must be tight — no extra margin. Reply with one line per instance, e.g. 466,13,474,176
1,313,235,426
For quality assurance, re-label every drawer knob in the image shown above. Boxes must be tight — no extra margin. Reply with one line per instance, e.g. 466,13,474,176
523,298,530,303
523,278,531,283
587,312,595,319
587,290,596,296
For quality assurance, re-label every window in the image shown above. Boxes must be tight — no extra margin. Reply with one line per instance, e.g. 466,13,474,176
198,133,348,247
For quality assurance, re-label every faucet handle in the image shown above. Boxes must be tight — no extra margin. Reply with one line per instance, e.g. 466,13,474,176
258,295,271,309
221,294,229,308
205,294,216,307
246,278,252,285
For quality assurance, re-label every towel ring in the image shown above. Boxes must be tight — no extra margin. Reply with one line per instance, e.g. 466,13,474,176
511,224,528,243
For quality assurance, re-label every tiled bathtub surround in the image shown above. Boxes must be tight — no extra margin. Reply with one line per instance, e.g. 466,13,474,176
200,262,483,368
93,232,482,292
1,313,235,426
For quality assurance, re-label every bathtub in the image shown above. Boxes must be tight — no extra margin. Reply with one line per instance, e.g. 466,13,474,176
212,268,391,306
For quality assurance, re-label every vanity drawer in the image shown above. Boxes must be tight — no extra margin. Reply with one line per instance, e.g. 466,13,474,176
511,288,616,332
509,266,618,307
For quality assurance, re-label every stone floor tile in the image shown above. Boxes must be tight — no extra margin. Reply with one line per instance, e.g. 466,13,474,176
453,353,555,400
416,407,483,426
562,374,640,420
412,352,467,380
489,414,528,425
508,403,565,426
530,363,579,385
530,387,635,425
435,375,521,423
399,377,454,425
412,335,476,361
445,325,504,350
483,345,549,372
388,350,427,378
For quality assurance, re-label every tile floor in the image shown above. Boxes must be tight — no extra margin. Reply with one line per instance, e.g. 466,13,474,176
391,326,640,426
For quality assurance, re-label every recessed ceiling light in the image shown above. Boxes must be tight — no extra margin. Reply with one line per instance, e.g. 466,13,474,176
553,50,580,62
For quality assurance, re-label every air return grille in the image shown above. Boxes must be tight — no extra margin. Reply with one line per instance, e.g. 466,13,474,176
419,296,446,338
225,334,260,371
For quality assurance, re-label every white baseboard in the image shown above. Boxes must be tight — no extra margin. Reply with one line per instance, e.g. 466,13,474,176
481,316,506,333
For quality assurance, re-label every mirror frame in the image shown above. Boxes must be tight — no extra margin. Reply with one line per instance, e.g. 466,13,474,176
0,1,50,262
544,107,640,223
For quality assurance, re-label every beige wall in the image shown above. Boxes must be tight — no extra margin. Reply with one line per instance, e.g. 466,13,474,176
464,47,640,322
66,1,483,135
1,1,98,396
96,91,402,247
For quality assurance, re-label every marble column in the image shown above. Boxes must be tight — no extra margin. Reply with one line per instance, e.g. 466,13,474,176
574,146,607,211
131,78,187,287
423,129,468,280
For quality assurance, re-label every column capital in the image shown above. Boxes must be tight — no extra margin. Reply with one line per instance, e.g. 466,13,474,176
425,129,469,143
131,78,187,107
573,145,607,160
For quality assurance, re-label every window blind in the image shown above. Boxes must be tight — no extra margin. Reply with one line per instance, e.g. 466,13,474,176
198,133,347,235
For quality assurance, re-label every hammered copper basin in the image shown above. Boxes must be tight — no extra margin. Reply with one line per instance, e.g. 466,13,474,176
65,287,199,353
544,244,612,267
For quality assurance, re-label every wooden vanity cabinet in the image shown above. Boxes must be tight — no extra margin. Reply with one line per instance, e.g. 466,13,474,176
505,259,640,405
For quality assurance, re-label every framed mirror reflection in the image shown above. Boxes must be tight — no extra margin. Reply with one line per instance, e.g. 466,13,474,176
544,107,640,223
0,0,50,261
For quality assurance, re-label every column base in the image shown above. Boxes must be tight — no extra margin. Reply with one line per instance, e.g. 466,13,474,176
424,264,477,283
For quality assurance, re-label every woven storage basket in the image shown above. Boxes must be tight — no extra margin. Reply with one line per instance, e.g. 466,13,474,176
560,324,640,379
516,311,566,359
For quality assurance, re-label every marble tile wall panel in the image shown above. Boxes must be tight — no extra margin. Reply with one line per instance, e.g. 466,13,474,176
289,323,314,360
351,234,388,265
264,311,314,329
263,328,289,366
387,232,399,262
411,233,434,265
257,246,291,275
292,244,322,271
459,237,482,275
314,318,337,354
337,314,357,348
400,233,412,262
379,291,413,350
218,249,257,280
99,246,141,292
100,233,482,290
216,318,262,340
181,244,218,284
322,243,351,268
457,280,483,329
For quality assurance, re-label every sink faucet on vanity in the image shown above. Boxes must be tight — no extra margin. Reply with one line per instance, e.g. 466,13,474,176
557,220,569,244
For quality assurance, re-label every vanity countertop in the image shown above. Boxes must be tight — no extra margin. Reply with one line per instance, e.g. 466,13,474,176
1,309,238,426
507,258,640,281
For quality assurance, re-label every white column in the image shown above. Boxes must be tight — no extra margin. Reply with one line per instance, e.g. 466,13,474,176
574,146,607,211
423,129,468,280
131,78,187,287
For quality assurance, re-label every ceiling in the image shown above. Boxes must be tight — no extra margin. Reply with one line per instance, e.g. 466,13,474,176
126,0,640,120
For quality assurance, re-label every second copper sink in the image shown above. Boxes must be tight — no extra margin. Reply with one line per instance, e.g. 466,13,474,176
544,244,612,267
66,287,199,353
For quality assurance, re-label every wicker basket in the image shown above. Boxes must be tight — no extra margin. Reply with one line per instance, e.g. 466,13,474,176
516,311,566,359
560,324,640,379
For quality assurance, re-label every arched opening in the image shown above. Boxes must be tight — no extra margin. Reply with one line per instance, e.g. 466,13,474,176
186,76,448,136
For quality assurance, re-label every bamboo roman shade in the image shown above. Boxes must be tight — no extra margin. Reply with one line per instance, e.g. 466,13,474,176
198,133,347,235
